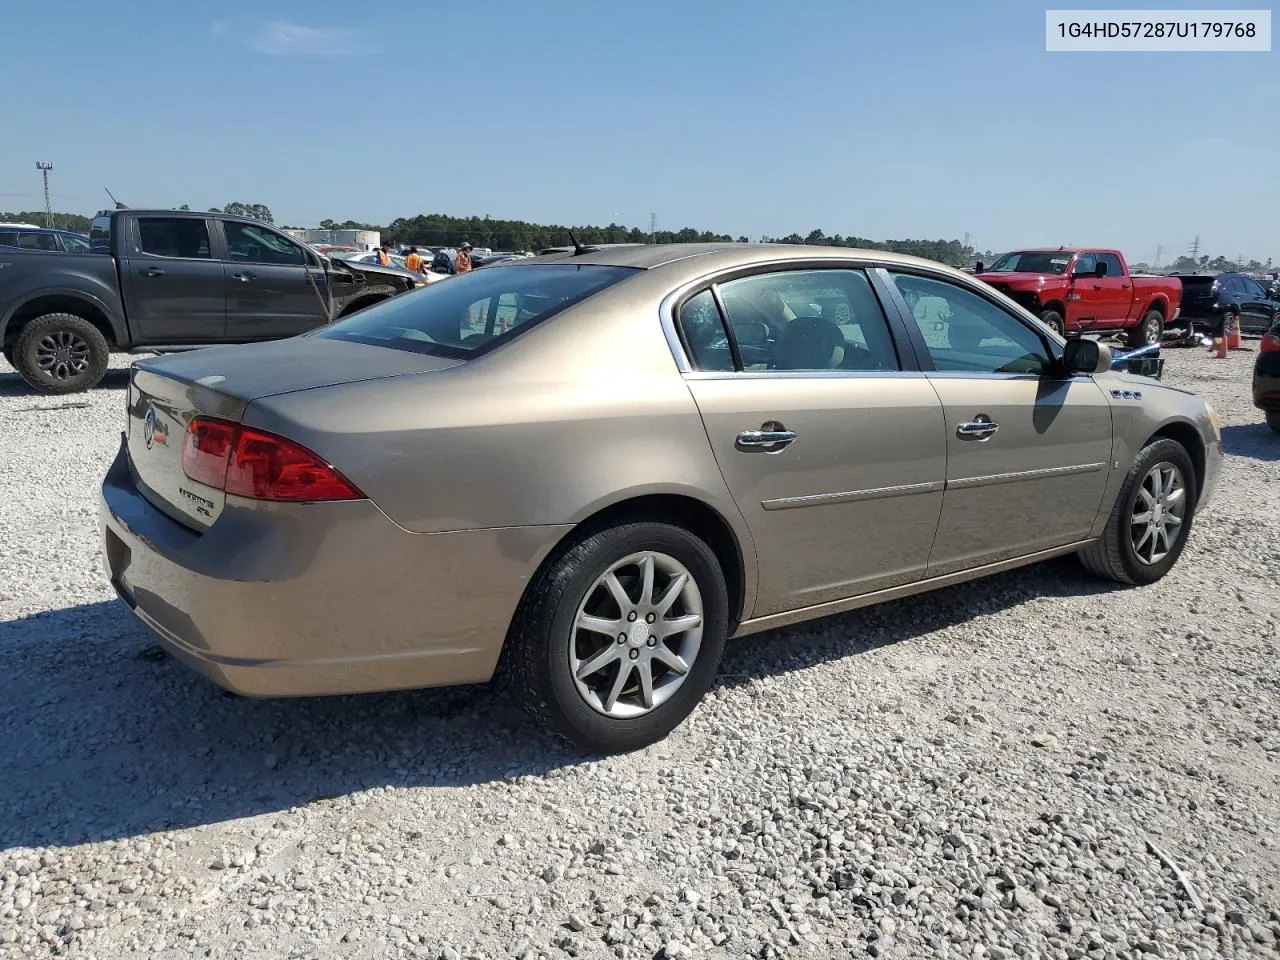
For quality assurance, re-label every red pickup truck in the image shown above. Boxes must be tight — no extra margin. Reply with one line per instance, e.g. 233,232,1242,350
975,248,1181,347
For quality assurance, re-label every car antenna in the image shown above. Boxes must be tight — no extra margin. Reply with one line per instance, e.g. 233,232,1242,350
568,230,587,256
105,187,127,209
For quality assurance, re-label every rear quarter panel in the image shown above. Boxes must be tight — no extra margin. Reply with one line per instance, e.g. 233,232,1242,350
242,268,759,591
1128,276,1182,322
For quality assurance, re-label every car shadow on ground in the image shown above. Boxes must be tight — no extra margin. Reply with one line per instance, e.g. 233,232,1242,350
0,556,1118,851
0,368,131,398
1220,422,1280,462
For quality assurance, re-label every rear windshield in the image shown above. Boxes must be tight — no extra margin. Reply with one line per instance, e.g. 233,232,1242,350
319,263,637,358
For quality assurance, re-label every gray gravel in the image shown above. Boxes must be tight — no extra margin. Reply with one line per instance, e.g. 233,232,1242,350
1,344,1278,960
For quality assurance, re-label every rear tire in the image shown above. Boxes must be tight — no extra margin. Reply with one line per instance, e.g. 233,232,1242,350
1267,411,1280,435
1079,438,1197,586
506,521,729,754
1039,309,1065,337
14,313,110,394
1127,310,1164,348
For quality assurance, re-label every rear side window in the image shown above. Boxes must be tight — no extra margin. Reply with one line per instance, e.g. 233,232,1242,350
137,218,211,259
320,264,637,358
678,290,735,371
90,216,111,253
61,233,91,254
18,233,59,251
0,231,19,247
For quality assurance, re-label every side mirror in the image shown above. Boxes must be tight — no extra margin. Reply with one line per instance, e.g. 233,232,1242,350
1062,337,1111,375
733,320,770,346
974,261,984,274
1094,262,1108,278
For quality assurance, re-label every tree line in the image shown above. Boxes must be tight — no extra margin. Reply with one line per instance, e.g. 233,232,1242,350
9,207,1274,275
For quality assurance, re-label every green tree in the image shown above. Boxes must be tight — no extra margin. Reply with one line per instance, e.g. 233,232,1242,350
222,202,273,224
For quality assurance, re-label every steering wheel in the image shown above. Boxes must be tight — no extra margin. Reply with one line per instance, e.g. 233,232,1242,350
839,344,885,371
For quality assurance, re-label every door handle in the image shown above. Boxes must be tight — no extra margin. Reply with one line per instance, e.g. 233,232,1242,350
737,429,797,450
1121,283,1131,289
142,268,165,278
231,272,254,282
957,418,999,440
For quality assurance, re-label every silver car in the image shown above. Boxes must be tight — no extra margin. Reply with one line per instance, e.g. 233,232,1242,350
100,243,1222,753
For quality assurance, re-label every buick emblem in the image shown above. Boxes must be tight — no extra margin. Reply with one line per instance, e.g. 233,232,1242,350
142,406,167,449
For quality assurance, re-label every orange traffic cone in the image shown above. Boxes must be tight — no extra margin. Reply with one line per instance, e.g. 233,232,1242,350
1227,313,1242,349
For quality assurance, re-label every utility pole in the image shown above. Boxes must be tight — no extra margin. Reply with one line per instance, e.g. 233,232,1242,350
1188,235,1200,260
649,213,656,246
1154,245,1163,269
35,161,53,227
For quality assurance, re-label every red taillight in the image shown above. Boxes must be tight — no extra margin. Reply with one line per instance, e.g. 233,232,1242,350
182,418,236,488
1261,332,1280,353
182,418,363,502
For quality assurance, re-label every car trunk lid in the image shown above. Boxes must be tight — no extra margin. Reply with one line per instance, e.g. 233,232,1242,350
126,336,462,531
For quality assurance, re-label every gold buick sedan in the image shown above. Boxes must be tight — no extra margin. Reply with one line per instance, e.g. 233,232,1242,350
101,243,1221,752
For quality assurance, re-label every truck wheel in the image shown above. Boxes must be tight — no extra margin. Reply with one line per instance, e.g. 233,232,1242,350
1038,309,1065,337
1127,310,1163,348
14,313,111,395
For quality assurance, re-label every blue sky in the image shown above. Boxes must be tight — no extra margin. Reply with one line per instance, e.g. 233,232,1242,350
2,0,1275,262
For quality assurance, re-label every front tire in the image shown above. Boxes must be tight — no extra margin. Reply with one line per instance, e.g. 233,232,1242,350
507,521,729,753
14,313,110,394
1266,411,1280,435
1127,310,1164,348
1079,438,1197,586
1039,309,1065,337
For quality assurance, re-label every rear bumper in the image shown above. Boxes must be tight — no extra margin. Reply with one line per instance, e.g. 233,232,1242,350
1254,354,1280,411
99,438,570,697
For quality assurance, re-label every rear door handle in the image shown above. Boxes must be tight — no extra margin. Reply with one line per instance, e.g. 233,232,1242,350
142,268,165,278
737,429,797,450
231,272,255,282
957,418,999,440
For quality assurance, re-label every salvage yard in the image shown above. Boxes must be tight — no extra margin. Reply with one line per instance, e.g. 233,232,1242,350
0,347,1277,959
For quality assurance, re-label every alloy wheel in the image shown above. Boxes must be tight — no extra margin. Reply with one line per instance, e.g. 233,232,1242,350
570,551,704,718
1129,462,1186,565
35,330,91,381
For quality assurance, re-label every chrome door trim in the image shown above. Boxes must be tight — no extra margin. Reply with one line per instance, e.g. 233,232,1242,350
946,461,1107,491
682,369,931,382
761,479,944,511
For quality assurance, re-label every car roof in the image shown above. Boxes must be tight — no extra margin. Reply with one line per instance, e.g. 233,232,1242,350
514,241,967,277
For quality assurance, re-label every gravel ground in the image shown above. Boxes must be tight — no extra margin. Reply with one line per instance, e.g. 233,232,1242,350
1,345,1277,960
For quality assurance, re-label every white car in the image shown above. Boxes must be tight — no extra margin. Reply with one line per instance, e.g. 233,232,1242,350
334,251,450,283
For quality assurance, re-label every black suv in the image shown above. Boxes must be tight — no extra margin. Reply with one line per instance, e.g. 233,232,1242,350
1176,272,1280,335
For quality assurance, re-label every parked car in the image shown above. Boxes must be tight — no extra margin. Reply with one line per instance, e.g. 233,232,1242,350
975,248,1182,346
100,243,1221,753
0,227,93,254
1175,272,1280,336
1253,318,1280,434
334,250,449,283
0,209,424,393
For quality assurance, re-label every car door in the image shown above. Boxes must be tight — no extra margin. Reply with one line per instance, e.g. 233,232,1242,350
674,267,948,619
220,220,328,339
1066,252,1112,330
1095,252,1133,325
1236,277,1274,333
117,216,226,341
885,270,1114,577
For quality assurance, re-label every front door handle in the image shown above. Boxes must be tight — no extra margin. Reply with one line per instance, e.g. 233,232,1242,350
957,418,999,440
737,429,797,450
231,272,255,282
142,268,165,278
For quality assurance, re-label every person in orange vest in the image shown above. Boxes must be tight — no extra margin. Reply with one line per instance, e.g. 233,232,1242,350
375,241,392,267
404,247,424,273
455,241,473,274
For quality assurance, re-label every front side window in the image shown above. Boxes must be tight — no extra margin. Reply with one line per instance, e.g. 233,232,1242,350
891,272,1051,375
320,264,637,358
1097,253,1123,277
1073,252,1097,275
225,222,307,266
1240,277,1266,299
715,269,900,372
137,218,211,259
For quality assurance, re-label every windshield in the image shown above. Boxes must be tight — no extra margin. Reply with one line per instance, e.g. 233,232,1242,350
319,263,637,358
985,251,1073,274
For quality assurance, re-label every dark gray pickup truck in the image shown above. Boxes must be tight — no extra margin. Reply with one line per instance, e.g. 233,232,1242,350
0,209,424,393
